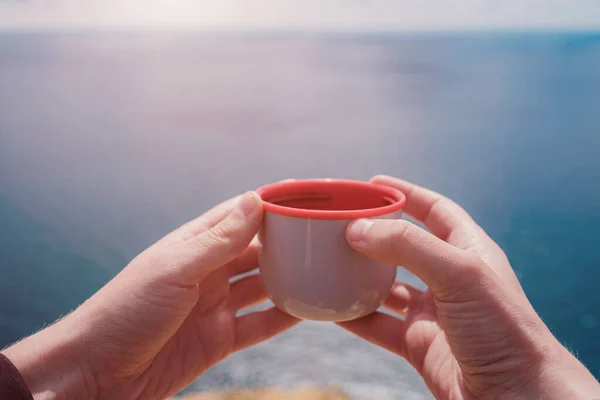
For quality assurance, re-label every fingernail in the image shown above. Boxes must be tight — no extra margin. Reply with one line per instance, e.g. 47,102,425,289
347,219,374,243
238,191,260,216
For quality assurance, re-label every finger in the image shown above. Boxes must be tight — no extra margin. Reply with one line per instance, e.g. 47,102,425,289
337,312,406,358
228,274,267,311
371,175,523,291
179,196,243,240
234,308,300,352
226,241,260,278
173,191,264,284
156,195,242,247
370,175,475,242
160,195,243,247
347,218,490,300
383,282,424,316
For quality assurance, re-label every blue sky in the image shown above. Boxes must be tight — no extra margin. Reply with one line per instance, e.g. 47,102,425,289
1,0,599,31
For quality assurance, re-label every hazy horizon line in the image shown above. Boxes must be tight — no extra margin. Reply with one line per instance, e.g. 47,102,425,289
1,26,599,35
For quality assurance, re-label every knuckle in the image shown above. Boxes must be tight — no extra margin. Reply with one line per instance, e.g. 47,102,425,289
460,251,487,275
436,252,492,301
388,219,413,242
380,220,413,263
454,252,494,291
205,225,233,247
204,217,245,250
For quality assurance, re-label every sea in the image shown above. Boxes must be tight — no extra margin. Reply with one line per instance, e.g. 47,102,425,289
0,31,599,399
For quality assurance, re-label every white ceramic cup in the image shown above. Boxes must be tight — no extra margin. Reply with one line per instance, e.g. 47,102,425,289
256,179,406,322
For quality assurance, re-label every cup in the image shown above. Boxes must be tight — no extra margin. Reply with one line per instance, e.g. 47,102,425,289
256,179,406,322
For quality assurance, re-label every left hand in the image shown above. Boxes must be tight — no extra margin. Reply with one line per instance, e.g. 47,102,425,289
4,192,299,400
337,176,600,399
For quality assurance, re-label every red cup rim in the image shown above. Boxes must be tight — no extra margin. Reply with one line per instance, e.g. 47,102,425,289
256,178,406,220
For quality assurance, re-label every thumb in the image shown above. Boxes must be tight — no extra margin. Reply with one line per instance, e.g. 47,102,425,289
174,191,263,284
346,218,491,301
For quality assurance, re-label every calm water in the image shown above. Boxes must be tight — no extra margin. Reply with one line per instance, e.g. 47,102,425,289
1,32,599,398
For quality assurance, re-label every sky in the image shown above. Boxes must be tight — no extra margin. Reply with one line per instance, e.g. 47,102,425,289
0,0,599,32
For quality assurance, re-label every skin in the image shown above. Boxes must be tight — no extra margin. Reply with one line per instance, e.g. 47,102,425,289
3,192,299,400
339,175,600,400
2,177,599,400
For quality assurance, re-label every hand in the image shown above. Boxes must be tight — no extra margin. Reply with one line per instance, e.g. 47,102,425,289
3,192,299,400
339,175,600,399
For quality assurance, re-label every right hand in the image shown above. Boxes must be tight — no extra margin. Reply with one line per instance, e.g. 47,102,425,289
339,175,600,399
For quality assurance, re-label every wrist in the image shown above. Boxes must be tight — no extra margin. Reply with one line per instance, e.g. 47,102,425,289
509,338,600,400
2,313,97,400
